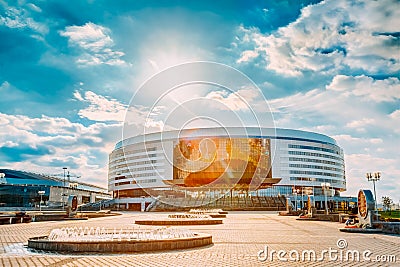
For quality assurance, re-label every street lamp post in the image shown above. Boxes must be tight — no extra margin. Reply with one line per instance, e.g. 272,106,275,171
300,187,304,210
321,182,331,215
38,191,45,211
295,189,301,210
366,172,380,210
62,167,67,209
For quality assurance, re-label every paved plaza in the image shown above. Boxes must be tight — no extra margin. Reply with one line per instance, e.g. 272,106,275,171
0,212,399,266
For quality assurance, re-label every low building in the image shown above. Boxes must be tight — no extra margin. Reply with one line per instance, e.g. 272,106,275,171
0,169,111,208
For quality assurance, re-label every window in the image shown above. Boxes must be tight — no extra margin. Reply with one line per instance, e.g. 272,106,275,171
288,144,342,155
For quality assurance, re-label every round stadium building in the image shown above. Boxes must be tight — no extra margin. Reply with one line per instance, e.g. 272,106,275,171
108,127,353,211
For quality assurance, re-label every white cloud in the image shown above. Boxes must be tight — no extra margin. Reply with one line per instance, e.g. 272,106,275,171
0,5,48,34
204,88,266,112
26,3,42,13
345,118,375,129
389,110,400,134
333,134,383,145
327,75,400,102
74,90,127,122
60,23,113,51
73,90,84,101
235,0,400,76
268,73,399,198
0,112,122,188
123,105,169,137
60,22,126,66
0,81,10,91
237,50,259,64
270,75,400,132
205,90,248,111
389,110,400,120
72,90,166,136
343,154,400,199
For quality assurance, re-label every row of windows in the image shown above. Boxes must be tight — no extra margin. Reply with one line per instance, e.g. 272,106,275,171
132,172,158,178
288,157,343,167
288,144,341,155
122,147,157,156
111,168,164,179
111,153,158,164
114,178,158,186
112,147,157,158
289,164,343,173
112,166,158,175
288,151,343,161
289,170,343,178
115,181,131,186
109,164,128,171
290,177,346,186
129,166,159,172
111,175,132,180
109,159,158,171
114,188,150,198
137,179,157,184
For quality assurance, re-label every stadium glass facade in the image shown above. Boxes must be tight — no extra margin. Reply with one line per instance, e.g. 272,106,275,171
172,137,272,188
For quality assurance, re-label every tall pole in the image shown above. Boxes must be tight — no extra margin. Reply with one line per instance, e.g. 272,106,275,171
321,182,330,215
38,191,45,211
301,187,303,210
62,167,67,210
63,167,67,187
324,186,328,215
366,172,380,210
373,180,377,208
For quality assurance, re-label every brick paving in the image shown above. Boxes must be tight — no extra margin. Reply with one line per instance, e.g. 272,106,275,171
0,212,399,266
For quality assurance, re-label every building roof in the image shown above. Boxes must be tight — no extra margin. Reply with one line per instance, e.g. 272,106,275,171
115,127,338,150
0,169,108,194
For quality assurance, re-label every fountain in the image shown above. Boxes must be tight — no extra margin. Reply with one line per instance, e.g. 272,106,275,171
188,209,228,218
28,226,212,253
168,214,211,219
135,213,223,225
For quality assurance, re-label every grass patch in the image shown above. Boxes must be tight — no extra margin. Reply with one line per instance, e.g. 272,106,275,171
379,210,400,219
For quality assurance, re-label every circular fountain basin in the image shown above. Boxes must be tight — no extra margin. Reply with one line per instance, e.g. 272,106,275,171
28,227,212,253
28,234,212,253
27,227,212,253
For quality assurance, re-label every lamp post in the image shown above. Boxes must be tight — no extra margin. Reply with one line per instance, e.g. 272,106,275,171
63,167,67,187
295,189,301,210
62,167,67,209
38,191,45,211
300,187,304,210
366,172,380,210
321,182,331,215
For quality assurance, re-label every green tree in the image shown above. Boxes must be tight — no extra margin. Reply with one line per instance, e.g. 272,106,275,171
382,196,393,213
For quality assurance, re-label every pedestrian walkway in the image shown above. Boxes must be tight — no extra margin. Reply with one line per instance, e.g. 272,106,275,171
0,212,398,266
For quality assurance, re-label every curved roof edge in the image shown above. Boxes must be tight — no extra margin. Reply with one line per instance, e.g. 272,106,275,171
115,127,338,150
0,169,108,193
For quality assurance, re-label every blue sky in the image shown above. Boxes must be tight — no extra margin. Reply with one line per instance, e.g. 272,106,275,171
0,0,399,202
